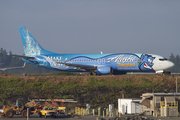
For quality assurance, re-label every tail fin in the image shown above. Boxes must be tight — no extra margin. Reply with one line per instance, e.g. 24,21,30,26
19,27,56,57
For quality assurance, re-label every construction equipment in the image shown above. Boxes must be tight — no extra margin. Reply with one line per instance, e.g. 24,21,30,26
28,98,77,116
0,99,42,118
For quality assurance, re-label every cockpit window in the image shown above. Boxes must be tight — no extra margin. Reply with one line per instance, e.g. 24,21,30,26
159,58,168,61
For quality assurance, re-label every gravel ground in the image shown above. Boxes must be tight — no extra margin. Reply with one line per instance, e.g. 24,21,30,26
0,114,180,120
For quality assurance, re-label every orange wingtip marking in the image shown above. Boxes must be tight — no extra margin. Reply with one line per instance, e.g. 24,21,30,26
26,44,27,45
25,30,28,32
35,42,37,44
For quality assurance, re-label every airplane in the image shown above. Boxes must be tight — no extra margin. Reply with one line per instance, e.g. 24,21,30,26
10,27,174,75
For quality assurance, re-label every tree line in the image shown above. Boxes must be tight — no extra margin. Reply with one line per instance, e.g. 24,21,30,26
0,48,57,74
0,47,179,74
168,53,180,73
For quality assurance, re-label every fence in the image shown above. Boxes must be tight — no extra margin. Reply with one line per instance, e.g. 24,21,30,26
75,107,120,117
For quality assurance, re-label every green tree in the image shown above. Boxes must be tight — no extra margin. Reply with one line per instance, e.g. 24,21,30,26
0,47,58,74
168,53,180,73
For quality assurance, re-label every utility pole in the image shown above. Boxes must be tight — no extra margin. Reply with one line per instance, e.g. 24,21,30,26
176,77,178,93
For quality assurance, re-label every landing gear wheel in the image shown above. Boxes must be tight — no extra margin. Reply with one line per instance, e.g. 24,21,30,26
90,72,97,75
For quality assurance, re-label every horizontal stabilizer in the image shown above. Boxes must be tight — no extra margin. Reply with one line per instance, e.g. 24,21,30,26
8,54,35,59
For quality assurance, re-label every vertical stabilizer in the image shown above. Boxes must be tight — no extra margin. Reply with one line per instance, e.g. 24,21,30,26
19,27,56,57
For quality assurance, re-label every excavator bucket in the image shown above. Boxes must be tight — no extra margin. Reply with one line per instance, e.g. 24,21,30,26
25,101,37,108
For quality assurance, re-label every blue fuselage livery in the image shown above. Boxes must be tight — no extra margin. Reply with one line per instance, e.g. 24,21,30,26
13,27,174,75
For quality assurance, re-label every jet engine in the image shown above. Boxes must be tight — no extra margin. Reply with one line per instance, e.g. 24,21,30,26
96,66,113,75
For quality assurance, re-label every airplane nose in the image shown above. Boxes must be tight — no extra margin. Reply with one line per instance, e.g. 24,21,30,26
167,61,174,69
153,60,175,71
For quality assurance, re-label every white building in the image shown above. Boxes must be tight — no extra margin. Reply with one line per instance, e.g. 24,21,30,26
118,98,142,115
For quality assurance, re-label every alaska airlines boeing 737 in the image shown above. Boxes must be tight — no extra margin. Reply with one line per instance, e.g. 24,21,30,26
11,27,174,75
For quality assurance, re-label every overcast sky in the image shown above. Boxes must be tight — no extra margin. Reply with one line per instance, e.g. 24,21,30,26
0,0,180,58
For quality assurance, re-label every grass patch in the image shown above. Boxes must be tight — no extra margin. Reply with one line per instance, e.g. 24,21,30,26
0,75,176,107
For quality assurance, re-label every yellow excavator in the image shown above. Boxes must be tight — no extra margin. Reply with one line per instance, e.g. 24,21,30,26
0,99,42,118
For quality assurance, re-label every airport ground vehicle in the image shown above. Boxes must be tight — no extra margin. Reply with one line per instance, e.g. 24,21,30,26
0,99,42,118
44,99,67,116
53,107,67,116
29,98,77,117
39,106,57,118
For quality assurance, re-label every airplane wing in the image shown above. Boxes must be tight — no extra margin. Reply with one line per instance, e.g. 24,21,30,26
0,63,26,71
57,62,103,70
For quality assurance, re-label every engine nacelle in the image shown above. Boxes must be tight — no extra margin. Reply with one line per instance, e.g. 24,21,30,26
96,66,113,75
